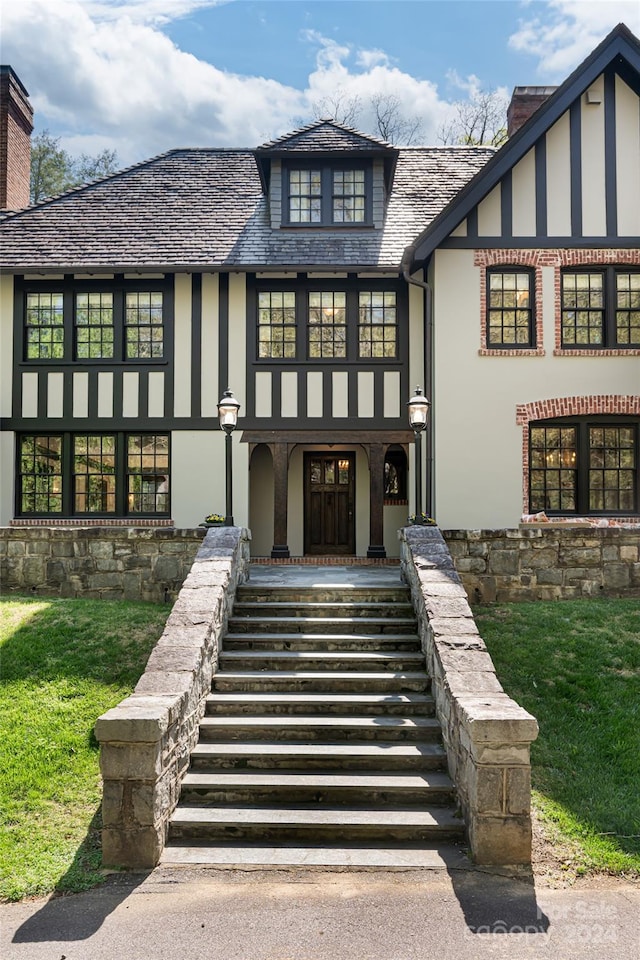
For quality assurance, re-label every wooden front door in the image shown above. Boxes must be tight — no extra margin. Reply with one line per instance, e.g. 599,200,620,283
304,453,355,555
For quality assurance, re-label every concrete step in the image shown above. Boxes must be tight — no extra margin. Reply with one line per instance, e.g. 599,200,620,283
236,586,410,605
160,842,470,870
179,769,456,805
198,715,442,743
212,671,430,694
223,633,421,652
190,740,447,771
228,617,418,636
204,692,436,716
218,650,425,673
168,804,464,844
232,601,415,620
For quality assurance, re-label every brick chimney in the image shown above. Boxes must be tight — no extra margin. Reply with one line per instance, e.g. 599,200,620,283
507,86,557,137
0,66,34,210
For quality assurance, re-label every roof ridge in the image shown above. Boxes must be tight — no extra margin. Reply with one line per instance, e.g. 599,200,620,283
256,117,395,151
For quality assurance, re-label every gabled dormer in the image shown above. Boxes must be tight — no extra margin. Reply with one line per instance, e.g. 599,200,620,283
254,119,399,230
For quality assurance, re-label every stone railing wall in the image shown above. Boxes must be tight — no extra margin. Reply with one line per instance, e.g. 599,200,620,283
94,526,251,868
442,526,640,603
400,526,539,865
0,526,205,602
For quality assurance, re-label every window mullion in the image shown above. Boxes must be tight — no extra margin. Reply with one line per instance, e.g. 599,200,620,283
606,266,616,347
116,433,127,516
63,287,74,360
322,168,332,224
114,290,124,361
578,423,591,514
346,288,358,360
62,432,73,516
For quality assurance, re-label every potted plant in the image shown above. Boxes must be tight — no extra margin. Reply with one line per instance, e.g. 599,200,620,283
407,512,437,526
199,512,225,527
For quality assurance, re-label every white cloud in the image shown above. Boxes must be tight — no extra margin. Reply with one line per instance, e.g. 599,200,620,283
509,0,640,79
1,2,457,163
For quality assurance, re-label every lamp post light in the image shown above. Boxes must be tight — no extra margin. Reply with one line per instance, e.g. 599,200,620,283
217,388,241,527
407,386,431,523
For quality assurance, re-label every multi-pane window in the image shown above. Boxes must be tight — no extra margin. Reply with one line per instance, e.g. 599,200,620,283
75,292,114,359
561,269,640,348
258,292,297,358
125,292,164,358
308,292,346,358
333,170,366,223
529,420,638,515
530,426,577,512
384,447,407,502
486,270,534,347
19,436,63,514
289,169,322,223
73,435,117,514
23,283,167,361
25,293,64,359
358,291,397,358
616,272,640,345
127,435,170,514
18,433,170,516
286,166,370,226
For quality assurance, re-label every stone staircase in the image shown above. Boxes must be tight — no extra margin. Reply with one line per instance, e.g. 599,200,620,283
161,581,466,868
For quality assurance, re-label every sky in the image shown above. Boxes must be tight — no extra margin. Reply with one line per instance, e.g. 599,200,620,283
1,0,639,166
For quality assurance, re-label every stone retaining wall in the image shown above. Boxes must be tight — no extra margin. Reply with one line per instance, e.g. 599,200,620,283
0,526,205,602
400,526,538,865
94,526,251,868
443,526,640,603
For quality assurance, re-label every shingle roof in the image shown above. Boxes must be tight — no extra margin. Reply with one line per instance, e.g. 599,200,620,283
0,145,494,271
256,119,395,153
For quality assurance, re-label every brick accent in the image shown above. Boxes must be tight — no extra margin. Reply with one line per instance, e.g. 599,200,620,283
552,249,640,356
475,249,545,356
515,395,640,514
474,249,640,357
0,66,33,210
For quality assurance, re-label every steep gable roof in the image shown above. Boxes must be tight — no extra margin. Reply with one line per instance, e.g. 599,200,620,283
403,22,640,271
256,119,396,154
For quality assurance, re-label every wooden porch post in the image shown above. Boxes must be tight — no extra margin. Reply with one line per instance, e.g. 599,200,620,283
367,443,386,558
271,442,290,558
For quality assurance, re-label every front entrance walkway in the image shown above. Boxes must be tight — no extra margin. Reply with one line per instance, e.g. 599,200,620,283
248,563,404,589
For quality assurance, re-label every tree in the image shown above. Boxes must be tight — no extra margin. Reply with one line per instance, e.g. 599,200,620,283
30,130,119,203
437,89,508,147
310,91,423,145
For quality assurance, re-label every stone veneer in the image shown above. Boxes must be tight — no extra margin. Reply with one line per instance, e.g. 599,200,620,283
0,526,205,603
443,526,640,603
94,526,251,868
401,525,538,865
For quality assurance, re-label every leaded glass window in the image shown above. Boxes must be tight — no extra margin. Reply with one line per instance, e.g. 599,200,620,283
75,292,114,359
73,435,116,513
487,270,534,347
25,293,64,359
589,426,636,512
289,169,322,223
125,292,164,359
258,292,296,358
19,436,63,514
308,292,346,358
127,435,170,514
333,169,366,223
358,291,397,358
530,426,577,512
561,272,604,346
615,272,640,346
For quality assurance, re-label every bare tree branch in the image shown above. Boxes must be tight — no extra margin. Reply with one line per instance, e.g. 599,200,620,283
437,89,508,147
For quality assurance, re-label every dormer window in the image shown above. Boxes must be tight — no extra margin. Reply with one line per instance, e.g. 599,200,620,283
285,164,371,226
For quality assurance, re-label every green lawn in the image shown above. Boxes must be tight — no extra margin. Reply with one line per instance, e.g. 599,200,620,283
0,596,169,901
477,598,640,877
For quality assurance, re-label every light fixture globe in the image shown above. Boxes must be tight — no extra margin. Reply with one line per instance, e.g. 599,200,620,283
407,386,430,432
217,389,241,435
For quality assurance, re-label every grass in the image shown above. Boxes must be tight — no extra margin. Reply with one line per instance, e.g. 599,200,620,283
477,598,640,878
0,596,169,902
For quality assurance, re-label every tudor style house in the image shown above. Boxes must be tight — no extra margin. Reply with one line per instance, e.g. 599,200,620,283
0,25,638,558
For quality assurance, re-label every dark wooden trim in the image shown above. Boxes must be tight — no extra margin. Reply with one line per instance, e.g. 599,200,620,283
12,280,22,417
604,68,617,238
569,99,582,237
218,272,229,395
500,171,512,238
87,369,99,420
62,369,73,420
37,369,47,418
271,441,290,558
241,429,415,444
440,236,637,249
466,207,478,239
112,368,123,423
535,138,548,237
367,442,386,558
191,273,202,418
138,370,149,420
